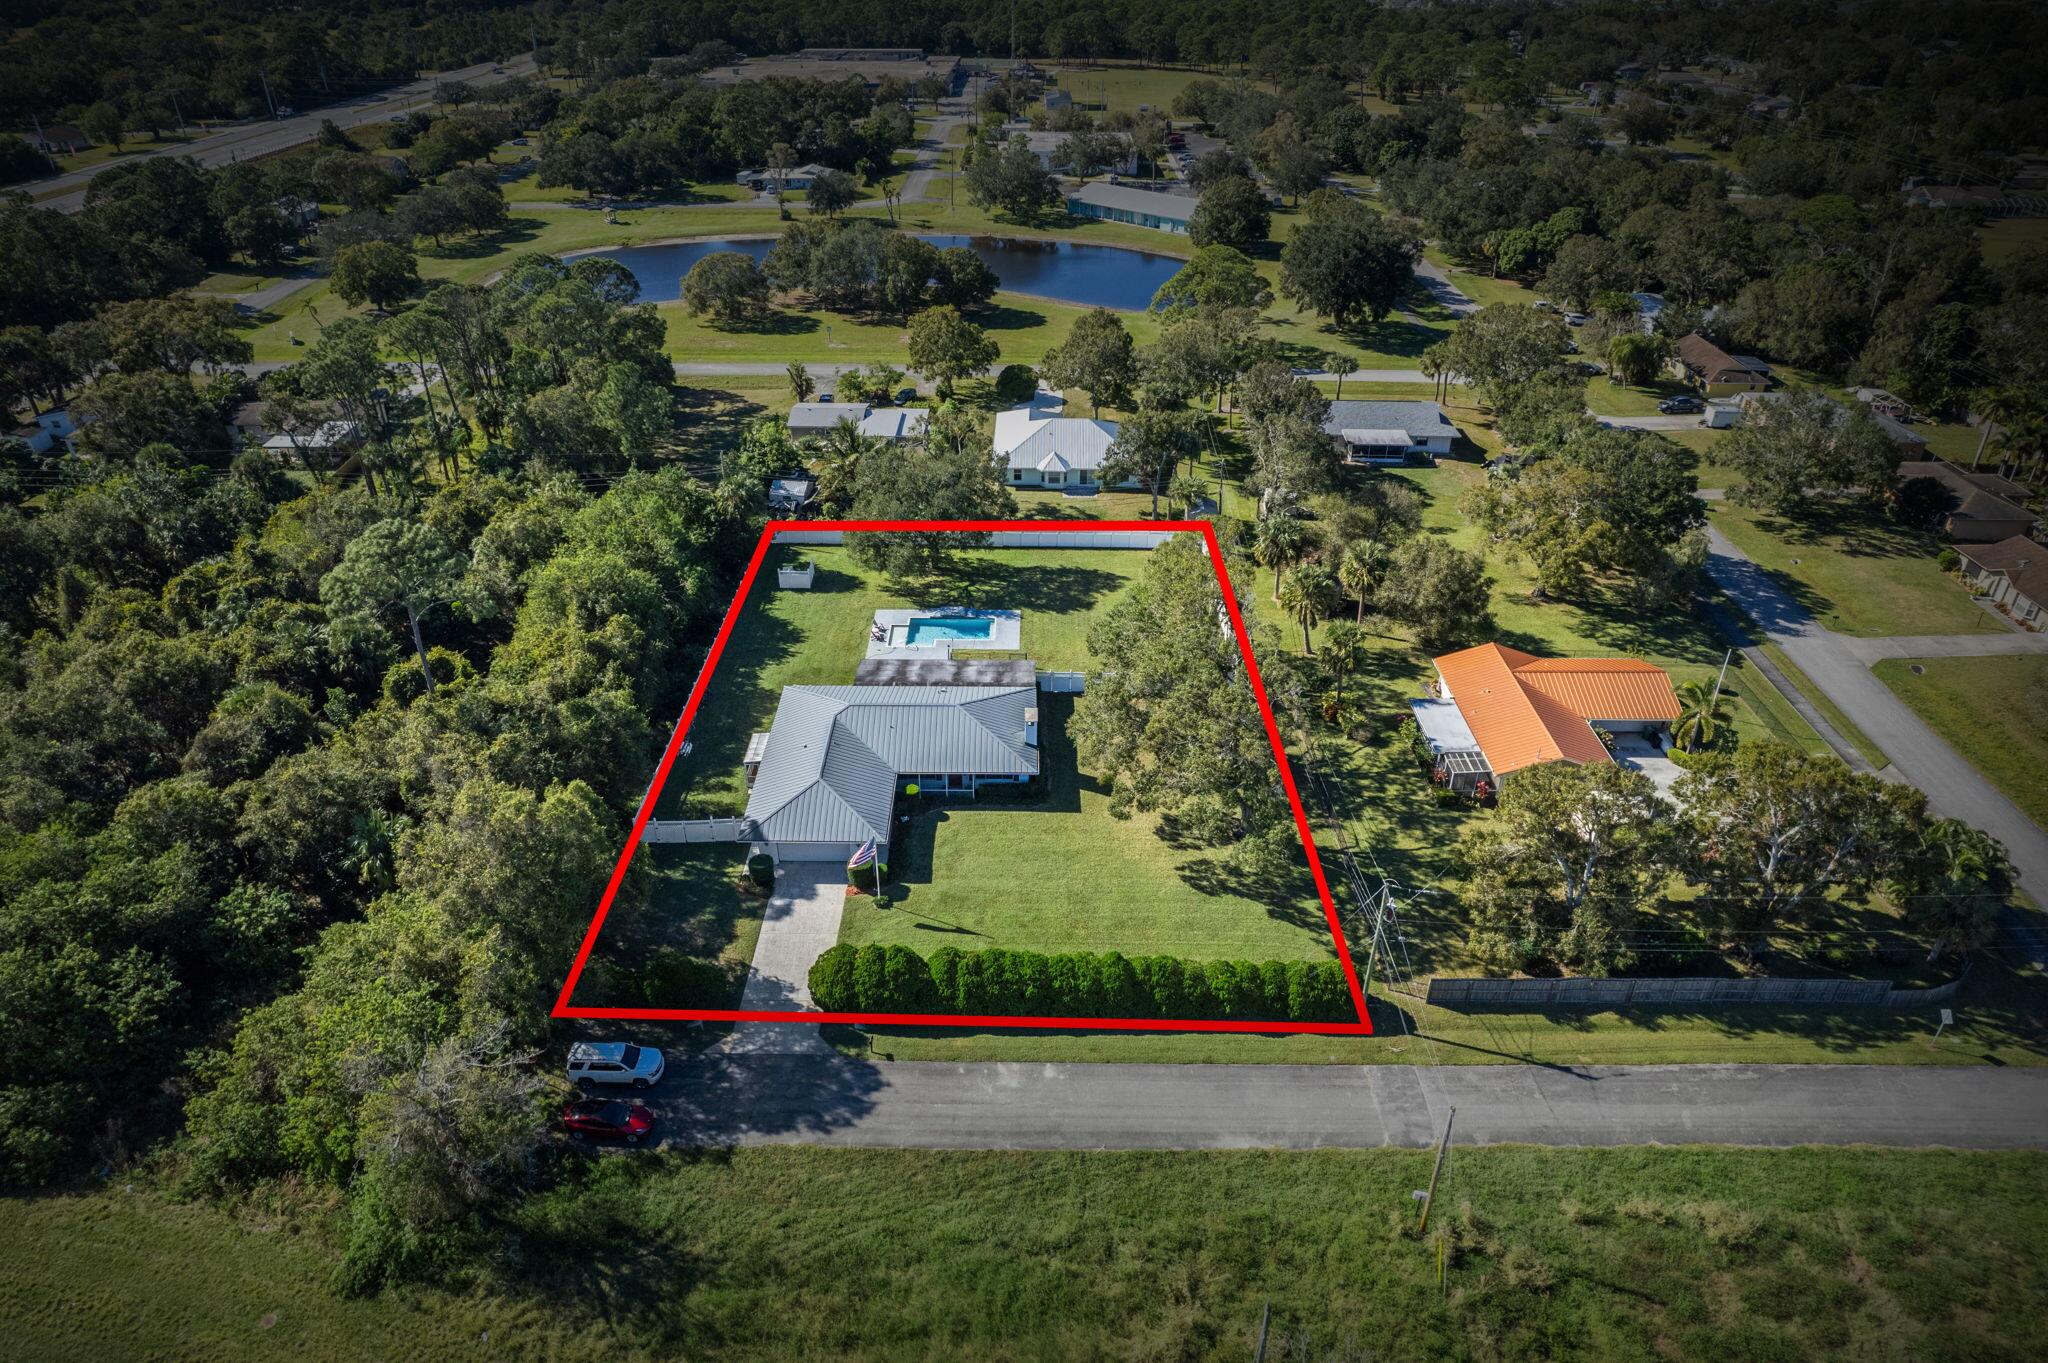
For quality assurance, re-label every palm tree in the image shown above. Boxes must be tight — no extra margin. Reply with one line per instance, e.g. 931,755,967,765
1324,350,1355,401
1336,538,1387,624
787,360,815,402
1167,470,1210,517
1320,619,1370,703
1670,677,1731,753
810,418,881,513
1277,561,1338,654
1253,515,1309,602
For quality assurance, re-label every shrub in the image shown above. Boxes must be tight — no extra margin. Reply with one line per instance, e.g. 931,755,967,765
879,943,936,1011
746,853,776,891
851,944,890,1009
993,363,1038,403
809,943,859,1011
847,859,889,892
634,947,736,1008
1936,547,1960,573
927,947,965,1007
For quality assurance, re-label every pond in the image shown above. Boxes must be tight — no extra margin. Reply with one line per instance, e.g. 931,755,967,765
572,234,1186,312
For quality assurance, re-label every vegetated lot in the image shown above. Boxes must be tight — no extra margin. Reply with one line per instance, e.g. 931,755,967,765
1875,654,2048,834
835,692,1334,962
649,540,1333,966
1708,499,2001,638
8,1148,2046,1363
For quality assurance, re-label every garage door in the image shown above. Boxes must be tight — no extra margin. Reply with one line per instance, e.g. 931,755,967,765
769,841,860,864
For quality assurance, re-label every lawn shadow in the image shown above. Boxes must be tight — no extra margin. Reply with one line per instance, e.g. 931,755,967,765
423,215,544,261
702,308,822,337
902,560,1128,619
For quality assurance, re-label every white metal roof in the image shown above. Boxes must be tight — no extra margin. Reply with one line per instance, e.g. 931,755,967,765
788,402,871,429
1339,427,1415,446
994,401,1119,471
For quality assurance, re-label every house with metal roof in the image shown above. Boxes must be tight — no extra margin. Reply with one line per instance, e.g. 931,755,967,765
995,396,1126,490
1413,643,1682,794
787,402,930,442
1320,400,1459,465
1063,180,1196,233
740,682,1041,864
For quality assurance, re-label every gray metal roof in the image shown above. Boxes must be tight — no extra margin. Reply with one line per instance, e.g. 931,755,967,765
1063,181,1196,221
742,685,1040,843
1322,401,1455,442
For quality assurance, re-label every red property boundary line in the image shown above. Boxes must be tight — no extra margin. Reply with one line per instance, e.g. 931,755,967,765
551,519,1374,1036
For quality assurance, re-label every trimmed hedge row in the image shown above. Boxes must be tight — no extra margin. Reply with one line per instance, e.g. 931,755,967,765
808,944,1355,1022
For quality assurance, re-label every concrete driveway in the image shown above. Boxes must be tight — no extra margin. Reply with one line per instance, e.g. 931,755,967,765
723,866,846,1056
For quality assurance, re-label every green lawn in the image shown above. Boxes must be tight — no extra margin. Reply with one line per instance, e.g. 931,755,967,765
1709,500,2001,637
1582,374,1693,417
656,545,1147,822
9,1149,2047,1362
1875,654,2048,833
1982,215,2048,266
839,694,1335,961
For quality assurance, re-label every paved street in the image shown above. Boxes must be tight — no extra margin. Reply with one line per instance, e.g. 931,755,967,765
1705,525,2048,951
1411,256,1478,316
652,1056,2048,1150
1840,631,2048,663
24,54,537,213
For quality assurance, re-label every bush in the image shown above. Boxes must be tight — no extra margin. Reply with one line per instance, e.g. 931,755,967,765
847,859,889,892
809,944,859,1010
746,853,776,891
993,363,1038,403
813,944,1358,1022
1936,547,1960,573
633,947,737,1008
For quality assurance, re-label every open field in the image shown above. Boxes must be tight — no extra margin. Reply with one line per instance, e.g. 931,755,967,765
1708,500,2000,637
1981,215,2048,266
7,1149,2046,1362
1875,654,2048,833
837,694,1335,962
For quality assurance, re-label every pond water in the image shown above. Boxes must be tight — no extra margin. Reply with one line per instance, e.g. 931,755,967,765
573,233,1185,312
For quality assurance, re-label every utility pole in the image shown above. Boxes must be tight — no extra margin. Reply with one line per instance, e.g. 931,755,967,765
1709,646,1732,707
1415,1106,1455,1233
258,69,278,119
168,92,186,136
1252,1301,1271,1362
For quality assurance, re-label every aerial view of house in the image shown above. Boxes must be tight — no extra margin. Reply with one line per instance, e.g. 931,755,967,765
1411,643,1683,795
995,393,1125,489
1320,398,1459,465
9,2,2048,1355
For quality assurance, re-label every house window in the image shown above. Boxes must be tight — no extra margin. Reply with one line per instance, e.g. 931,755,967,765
1044,471,1064,486
1011,468,1024,480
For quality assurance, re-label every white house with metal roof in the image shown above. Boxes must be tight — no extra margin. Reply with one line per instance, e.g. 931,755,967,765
741,682,1041,864
1319,400,1459,465
995,395,1127,490
1063,181,1196,233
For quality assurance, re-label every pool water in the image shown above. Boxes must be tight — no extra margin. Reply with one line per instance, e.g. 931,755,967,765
570,234,1186,312
905,616,996,645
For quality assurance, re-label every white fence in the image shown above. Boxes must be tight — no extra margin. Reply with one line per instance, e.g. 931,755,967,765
772,529,1178,550
642,818,747,845
1036,670,1087,693
1424,975,1966,1010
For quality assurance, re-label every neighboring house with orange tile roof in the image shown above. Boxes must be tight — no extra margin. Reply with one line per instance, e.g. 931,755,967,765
1410,643,1683,792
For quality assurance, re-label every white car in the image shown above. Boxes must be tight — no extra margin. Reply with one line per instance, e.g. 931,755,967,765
567,1041,665,1089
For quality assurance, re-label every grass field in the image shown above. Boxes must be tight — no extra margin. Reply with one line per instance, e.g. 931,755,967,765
1875,654,2048,832
7,1148,2046,1362
1708,499,1999,637
837,694,1335,962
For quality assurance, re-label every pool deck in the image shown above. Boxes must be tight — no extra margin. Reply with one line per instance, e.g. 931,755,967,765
865,607,1021,660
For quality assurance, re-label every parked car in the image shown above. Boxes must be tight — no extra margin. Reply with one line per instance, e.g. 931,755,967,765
1532,300,1557,312
815,390,833,402
1563,311,1588,326
894,388,916,404
561,1098,656,1144
567,1041,665,1089
1657,395,1705,414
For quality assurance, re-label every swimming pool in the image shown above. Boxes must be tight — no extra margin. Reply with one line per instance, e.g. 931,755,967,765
904,616,996,646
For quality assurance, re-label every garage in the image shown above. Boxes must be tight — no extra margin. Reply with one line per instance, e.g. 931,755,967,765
761,841,865,865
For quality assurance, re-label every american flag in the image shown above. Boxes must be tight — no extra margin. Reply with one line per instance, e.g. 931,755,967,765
847,838,878,870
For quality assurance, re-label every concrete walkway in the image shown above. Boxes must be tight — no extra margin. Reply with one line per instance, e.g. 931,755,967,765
1705,525,2048,958
654,1057,2048,1150
722,868,846,1056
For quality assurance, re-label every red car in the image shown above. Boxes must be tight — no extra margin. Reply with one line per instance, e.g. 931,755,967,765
561,1098,657,1145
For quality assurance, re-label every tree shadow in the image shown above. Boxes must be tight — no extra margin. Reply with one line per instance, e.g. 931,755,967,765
899,561,1127,619
422,215,544,261
701,309,821,337
974,301,1053,333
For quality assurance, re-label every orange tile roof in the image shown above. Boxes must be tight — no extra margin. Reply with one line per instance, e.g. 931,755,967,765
1433,643,1682,776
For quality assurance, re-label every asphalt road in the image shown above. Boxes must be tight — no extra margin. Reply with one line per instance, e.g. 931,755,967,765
650,1056,2048,1150
1705,524,2048,956
25,54,537,213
